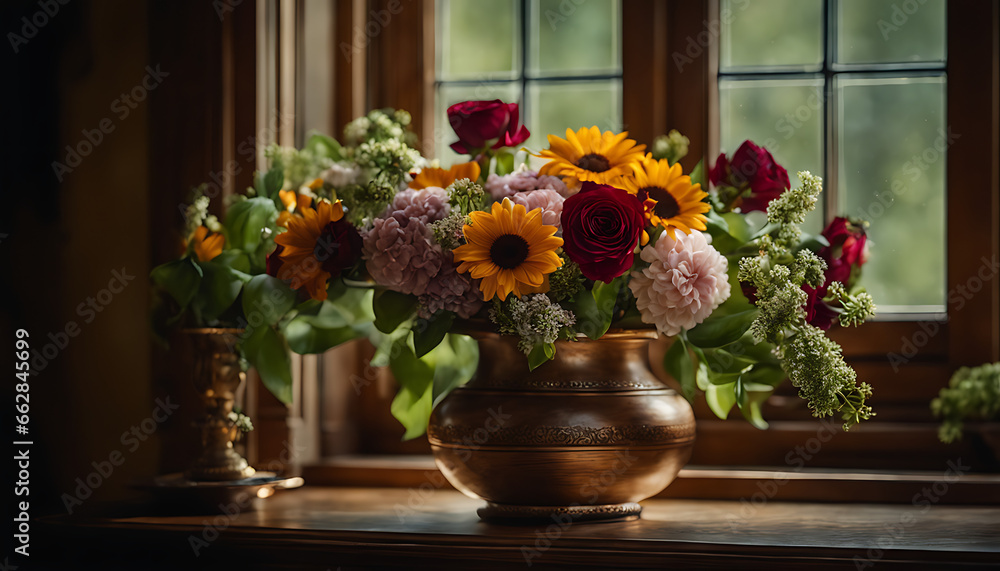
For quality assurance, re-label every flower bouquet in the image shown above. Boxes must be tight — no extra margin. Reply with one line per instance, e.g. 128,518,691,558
152,100,876,440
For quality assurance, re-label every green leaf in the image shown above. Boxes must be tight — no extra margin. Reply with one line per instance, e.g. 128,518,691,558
704,209,742,253
703,347,756,374
388,340,435,440
742,364,787,388
583,277,622,339
243,274,296,326
244,326,293,404
689,159,706,188
735,377,769,430
494,151,515,176
193,261,251,323
413,311,455,358
284,319,362,354
213,249,252,274
663,337,695,403
372,289,418,334
686,309,758,348
720,212,752,243
706,381,737,419
150,257,203,309
430,334,478,406
528,342,556,371
262,167,285,200
304,132,343,162
223,197,279,273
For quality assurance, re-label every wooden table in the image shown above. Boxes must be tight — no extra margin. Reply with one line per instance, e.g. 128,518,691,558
39,486,1000,569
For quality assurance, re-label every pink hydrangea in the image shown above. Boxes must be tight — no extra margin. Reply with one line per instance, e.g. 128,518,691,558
628,231,731,336
419,256,484,319
363,213,443,296
508,188,564,228
385,187,451,224
485,170,571,201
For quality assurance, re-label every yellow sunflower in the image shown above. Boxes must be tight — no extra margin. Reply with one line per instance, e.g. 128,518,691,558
190,226,224,262
410,161,481,190
535,126,646,187
273,200,346,301
619,155,710,239
453,198,563,302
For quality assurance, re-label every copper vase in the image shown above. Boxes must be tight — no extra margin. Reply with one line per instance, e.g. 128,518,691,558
428,329,695,522
182,328,256,482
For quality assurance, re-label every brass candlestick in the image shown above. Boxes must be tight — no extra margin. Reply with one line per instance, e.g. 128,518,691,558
183,328,255,482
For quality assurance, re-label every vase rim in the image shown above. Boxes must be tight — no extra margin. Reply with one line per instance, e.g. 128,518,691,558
453,318,658,341
179,327,246,335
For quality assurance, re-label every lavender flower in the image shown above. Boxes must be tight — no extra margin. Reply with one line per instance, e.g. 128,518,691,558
363,213,443,296
385,187,451,224
485,169,571,201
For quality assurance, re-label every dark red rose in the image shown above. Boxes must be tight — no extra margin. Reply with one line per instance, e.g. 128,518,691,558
314,218,363,276
560,182,646,283
266,244,285,277
710,140,789,212
447,100,530,155
802,284,838,330
818,217,867,288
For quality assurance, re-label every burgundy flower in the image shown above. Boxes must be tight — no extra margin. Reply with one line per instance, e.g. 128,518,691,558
710,140,789,212
819,217,868,288
315,218,363,276
802,284,839,330
447,100,530,155
801,217,868,330
560,182,646,283
266,244,284,277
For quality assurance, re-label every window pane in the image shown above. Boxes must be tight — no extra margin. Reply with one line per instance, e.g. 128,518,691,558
720,0,823,71
438,0,519,80
719,78,825,233
836,75,946,311
527,80,622,152
528,0,620,77
835,0,946,65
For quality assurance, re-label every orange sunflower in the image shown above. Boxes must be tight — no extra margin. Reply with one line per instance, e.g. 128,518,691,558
189,226,224,262
274,200,361,301
535,126,645,187
453,198,563,301
277,182,317,227
410,161,481,190
619,155,710,239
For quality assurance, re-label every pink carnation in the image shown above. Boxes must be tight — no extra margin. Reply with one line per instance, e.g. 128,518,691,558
385,187,451,224
363,213,443,296
629,231,731,336
508,188,564,228
485,170,570,201
419,256,484,319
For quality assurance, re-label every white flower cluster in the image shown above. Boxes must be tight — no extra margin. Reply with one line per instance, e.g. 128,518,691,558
767,170,823,247
355,138,424,173
182,194,219,237
490,294,576,355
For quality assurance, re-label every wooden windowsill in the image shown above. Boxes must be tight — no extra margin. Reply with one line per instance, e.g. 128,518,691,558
302,455,1000,504
40,486,1000,569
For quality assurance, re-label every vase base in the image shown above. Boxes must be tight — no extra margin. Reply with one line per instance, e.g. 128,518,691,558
477,502,642,524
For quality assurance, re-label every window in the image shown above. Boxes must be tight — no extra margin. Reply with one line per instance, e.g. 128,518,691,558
434,0,623,162
718,0,947,314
